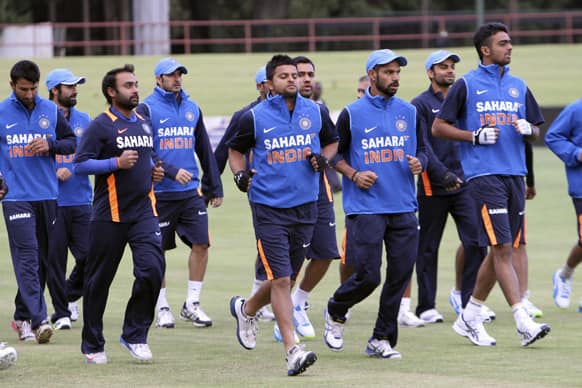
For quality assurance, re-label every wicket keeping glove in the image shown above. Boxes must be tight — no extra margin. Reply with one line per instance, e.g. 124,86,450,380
472,125,498,145
514,119,533,135
233,170,254,192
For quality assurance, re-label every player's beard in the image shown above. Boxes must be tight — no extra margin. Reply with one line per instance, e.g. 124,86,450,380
117,93,139,111
376,81,398,98
57,94,77,108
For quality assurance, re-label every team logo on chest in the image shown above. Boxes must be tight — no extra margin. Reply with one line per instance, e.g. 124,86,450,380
38,115,50,129
394,115,408,132
298,115,312,130
74,127,84,137
508,87,519,98
185,111,195,122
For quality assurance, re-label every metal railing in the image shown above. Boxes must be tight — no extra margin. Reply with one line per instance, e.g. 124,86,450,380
1,11,581,56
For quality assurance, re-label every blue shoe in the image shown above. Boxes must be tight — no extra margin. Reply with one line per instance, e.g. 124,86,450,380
449,288,462,315
273,323,299,344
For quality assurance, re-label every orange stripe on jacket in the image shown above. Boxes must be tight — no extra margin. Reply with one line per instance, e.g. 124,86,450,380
340,228,347,265
481,204,497,246
323,171,333,203
578,214,582,243
107,174,120,222
420,171,433,196
257,240,274,280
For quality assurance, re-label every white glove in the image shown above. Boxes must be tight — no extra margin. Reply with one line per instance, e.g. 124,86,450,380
472,126,498,145
514,119,533,135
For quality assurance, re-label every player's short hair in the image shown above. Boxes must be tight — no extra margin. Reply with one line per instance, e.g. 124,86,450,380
358,75,370,83
292,56,315,71
473,22,509,62
266,55,295,81
102,64,135,105
10,60,40,84
49,85,62,101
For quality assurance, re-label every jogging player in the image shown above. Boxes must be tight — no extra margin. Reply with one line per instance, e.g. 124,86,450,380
432,22,550,347
228,54,338,376
75,64,165,364
138,58,223,329
1,60,77,345
45,68,92,330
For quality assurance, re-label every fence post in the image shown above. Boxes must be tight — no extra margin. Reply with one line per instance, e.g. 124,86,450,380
308,20,316,52
245,21,252,53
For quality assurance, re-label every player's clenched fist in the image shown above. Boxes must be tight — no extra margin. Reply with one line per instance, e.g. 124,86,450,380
472,125,499,145
234,169,255,192
117,150,139,169
406,155,422,175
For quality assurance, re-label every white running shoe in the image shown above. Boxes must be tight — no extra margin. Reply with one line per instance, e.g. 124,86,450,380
517,319,551,347
68,302,79,322
452,313,496,346
180,301,212,327
85,351,107,365
35,322,53,344
273,323,300,344
323,308,344,351
120,337,153,361
256,306,276,322
365,338,402,359
156,307,175,328
419,309,444,324
0,343,17,370
11,320,35,342
54,317,72,330
293,304,315,338
449,288,462,315
229,296,257,350
398,311,425,327
522,298,543,318
481,305,496,322
553,269,572,308
286,344,317,376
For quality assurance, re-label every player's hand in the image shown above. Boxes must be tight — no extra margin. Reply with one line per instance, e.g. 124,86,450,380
117,150,139,169
56,167,72,181
352,170,377,189
526,185,536,200
0,176,8,200
513,119,533,136
442,170,463,191
26,137,49,154
234,169,255,192
175,168,193,185
407,155,422,175
209,197,223,208
472,125,499,145
308,153,329,172
152,160,164,182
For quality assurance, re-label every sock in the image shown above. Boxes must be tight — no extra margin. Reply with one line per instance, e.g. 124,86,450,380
186,281,203,304
250,278,263,296
400,297,411,314
292,288,310,308
560,265,575,279
463,296,483,321
511,303,527,326
156,288,170,311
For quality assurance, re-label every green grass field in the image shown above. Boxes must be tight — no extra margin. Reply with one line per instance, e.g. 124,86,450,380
0,45,582,386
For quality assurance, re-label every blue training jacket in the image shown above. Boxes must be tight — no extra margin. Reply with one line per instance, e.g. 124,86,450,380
339,89,425,215
139,86,223,200
56,107,92,206
545,98,582,198
457,64,528,180
0,93,76,201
